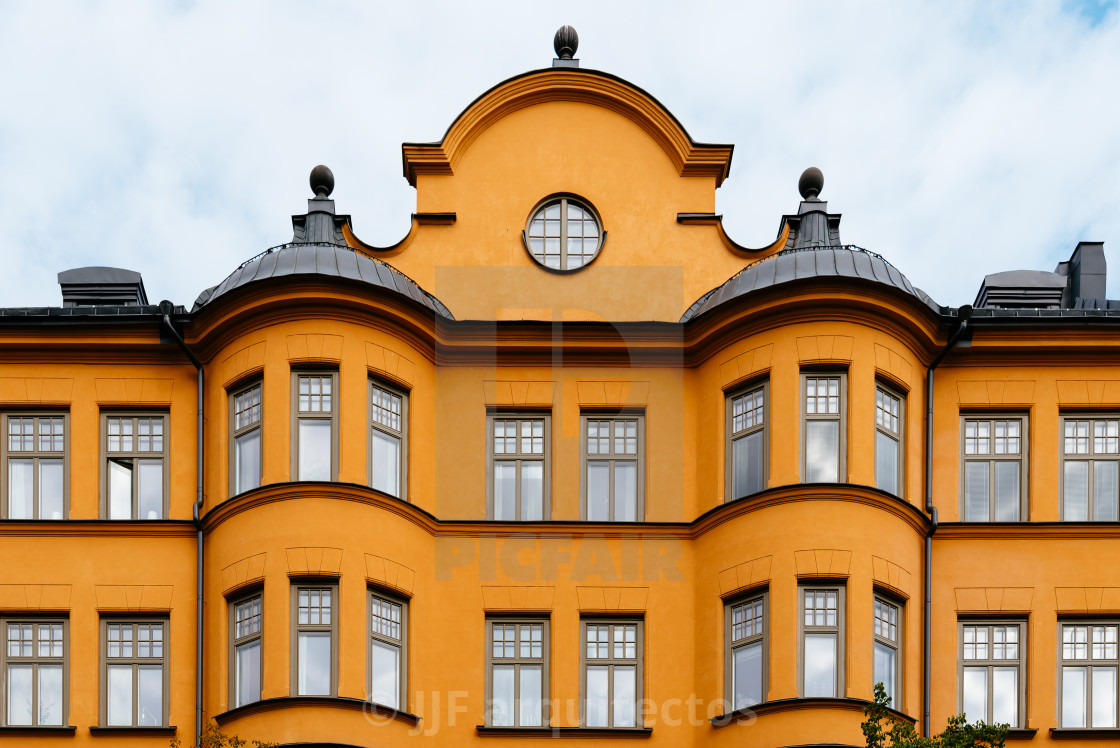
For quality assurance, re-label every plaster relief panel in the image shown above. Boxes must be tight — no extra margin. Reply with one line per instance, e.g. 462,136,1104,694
366,342,416,387
94,378,174,405
0,378,74,404
719,344,774,388
482,586,555,612
286,334,343,364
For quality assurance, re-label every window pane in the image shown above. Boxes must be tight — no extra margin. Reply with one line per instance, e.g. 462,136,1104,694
38,663,63,725
6,663,32,725
615,461,637,521
965,462,990,522
613,665,636,727
1093,667,1117,727
492,664,514,726
733,640,763,709
521,664,542,727
298,632,332,695
236,640,261,708
521,461,543,521
138,665,162,726
138,459,163,519
587,462,610,521
298,420,331,481
803,633,836,697
370,639,400,709
805,421,839,483
994,462,1020,521
874,641,897,705
962,667,987,723
1095,462,1119,521
875,431,899,495
7,458,33,519
109,460,133,520
107,664,133,725
733,431,764,498
39,459,64,519
1065,461,1089,520
236,430,261,494
586,665,609,727
370,429,400,497
1061,666,1086,727
992,666,1018,726
493,462,517,521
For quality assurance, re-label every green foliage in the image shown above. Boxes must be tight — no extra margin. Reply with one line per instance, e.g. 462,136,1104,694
863,682,1009,748
170,722,278,748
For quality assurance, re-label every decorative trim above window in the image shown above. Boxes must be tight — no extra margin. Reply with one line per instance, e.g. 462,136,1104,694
522,195,605,272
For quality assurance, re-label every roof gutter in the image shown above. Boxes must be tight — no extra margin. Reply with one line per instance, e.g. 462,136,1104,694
923,305,971,736
159,300,205,744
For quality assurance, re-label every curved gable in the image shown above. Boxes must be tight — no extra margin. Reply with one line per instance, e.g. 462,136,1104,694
402,68,734,187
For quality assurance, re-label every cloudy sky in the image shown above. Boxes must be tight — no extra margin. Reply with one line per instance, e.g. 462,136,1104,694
1,0,1118,310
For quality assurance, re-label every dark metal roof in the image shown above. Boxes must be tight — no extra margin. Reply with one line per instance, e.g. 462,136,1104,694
680,245,939,322
191,243,454,319
0,304,187,322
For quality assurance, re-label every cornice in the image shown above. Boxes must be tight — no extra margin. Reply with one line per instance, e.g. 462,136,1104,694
202,481,929,540
934,522,1120,540
0,520,197,538
402,68,733,187
213,695,419,728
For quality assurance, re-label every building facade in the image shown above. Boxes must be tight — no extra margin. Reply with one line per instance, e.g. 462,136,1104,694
2,27,1119,748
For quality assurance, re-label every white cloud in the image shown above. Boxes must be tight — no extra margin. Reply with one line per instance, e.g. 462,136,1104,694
0,0,1117,309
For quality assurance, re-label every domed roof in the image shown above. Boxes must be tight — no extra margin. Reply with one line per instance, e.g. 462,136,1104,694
681,245,939,322
191,242,453,318
193,166,454,318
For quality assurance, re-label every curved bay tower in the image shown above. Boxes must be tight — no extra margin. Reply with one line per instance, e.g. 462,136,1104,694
2,26,1119,748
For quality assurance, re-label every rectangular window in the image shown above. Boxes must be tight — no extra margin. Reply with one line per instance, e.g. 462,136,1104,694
230,383,262,496
292,373,337,482
875,386,904,496
727,384,767,499
582,415,643,522
800,585,844,697
369,381,407,500
487,618,548,727
369,591,407,710
959,621,1024,727
725,593,766,710
873,596,902,706
2,619,66,727
1061,417,1119,521
961,417,1027,522
1060,622,1118,728
292,585,336,696
802,374,846,483
2,414,67,520
102,414,167,520
581,620,642,728
101,620,167,726
489,414,549,521
229,594,262,708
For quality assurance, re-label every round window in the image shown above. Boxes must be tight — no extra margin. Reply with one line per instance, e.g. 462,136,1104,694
524,196,603,271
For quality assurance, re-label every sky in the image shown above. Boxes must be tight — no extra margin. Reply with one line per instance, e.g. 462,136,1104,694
1,0,1118,310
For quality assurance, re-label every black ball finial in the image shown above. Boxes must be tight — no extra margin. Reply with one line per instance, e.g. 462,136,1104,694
554,25,578,60
798,167,824,200
310,164,334,199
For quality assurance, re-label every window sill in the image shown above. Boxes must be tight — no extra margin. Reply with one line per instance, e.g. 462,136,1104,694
89,725,177,736
476,725,652,737
0,725,78,735
214,696,420,727
711,697,916,727
1048,727,1120,739
1007,728,1038,740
